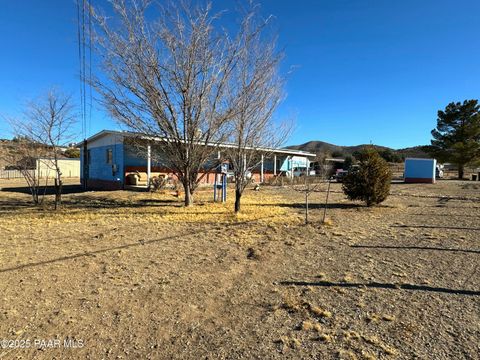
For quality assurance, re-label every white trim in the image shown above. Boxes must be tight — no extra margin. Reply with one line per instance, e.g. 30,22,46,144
260,154,264,182
147,145,151,188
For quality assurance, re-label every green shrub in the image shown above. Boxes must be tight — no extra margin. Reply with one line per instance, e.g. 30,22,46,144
342,147,392,206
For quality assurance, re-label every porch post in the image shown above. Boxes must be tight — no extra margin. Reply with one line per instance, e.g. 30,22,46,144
290,157,294,179
147,145,151,188
273,155,277,175
260,154,264,183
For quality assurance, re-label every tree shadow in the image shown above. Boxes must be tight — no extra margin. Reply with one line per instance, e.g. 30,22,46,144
437,197,451,205
391,224,480,231
351,244,480,254
257,202,362,210
419,205,480,209
64,195,182,209
461,183,480,190
278,280,479,296
0,194,185,214
0,184,84,195
408,213,480,218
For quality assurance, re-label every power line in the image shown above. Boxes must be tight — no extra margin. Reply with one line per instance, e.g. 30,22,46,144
81,0,87,139
88,1,93,136
76,0,92,139
76,0,85,138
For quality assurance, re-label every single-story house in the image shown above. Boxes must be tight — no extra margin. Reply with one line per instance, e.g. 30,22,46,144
75,130,316,190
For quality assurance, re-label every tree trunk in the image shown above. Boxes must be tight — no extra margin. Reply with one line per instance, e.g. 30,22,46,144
305,191,309,224
458,165,464,180
32,187,39,205
58,179,63,205
54,177,63,210
235,188,242,213
54,178,59,210
184,181,193,207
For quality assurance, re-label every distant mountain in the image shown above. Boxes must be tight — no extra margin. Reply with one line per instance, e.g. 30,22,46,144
395,146,431,159
288,141,430,160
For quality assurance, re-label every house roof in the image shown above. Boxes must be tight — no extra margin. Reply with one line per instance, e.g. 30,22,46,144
75,130,316,157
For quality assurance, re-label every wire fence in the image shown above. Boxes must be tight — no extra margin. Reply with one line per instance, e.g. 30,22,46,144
0,169,80,179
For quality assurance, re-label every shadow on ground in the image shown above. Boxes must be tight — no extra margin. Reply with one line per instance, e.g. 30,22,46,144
391,224,480,231
279,280,480,296
351,244,480,254
258,202,362,210
0,184,84,195
0,191,184,213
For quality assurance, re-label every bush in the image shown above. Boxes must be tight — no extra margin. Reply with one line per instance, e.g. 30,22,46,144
342,147,392,206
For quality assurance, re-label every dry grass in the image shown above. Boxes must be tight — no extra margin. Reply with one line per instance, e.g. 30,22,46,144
318,333,333,343
360,350,376,360
310,305,333,318
0,188,298,230
279,336,301,349
301,320,315,331
322,218,334,226
381,315,395,322
337,349,358,359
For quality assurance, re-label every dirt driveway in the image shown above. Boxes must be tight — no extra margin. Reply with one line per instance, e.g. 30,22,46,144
0,181,478,359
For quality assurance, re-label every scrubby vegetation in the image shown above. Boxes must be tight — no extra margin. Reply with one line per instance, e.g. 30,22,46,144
342,147,392,206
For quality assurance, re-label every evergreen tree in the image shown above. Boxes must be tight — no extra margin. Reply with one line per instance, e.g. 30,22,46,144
429,100,480,179
343,155,353,170
342,147,392,207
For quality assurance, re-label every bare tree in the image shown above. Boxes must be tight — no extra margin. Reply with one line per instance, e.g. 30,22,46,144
89,0,252,206
291,158,332,225
1,138,49,205
222,5,291,213
11,90,77,209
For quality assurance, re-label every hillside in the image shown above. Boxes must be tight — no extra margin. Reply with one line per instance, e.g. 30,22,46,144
0,139,79,170
288,140,430,160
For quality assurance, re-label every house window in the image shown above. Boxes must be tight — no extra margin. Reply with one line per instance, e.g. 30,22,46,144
106,149,113,164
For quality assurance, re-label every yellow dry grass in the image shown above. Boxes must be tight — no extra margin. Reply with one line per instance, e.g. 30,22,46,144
282,294,302,312
382,314,395,322
0,189,298,231
301,320,315,331
318,333,333,343
337,349,358,360
280,336,301,349
310,305,333,318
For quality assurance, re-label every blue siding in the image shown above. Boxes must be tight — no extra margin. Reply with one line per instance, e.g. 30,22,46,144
280,156,308,171
81,144,124,183
404,158,436,180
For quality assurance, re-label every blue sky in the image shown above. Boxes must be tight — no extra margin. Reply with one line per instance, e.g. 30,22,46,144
1,0,479,149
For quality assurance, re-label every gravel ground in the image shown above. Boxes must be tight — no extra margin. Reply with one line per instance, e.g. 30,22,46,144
0,180,478,359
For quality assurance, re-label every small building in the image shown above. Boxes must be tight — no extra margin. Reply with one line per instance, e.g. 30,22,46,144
0,157,80,180
75,130,315,190
36,158,81,179
404,158,436,184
